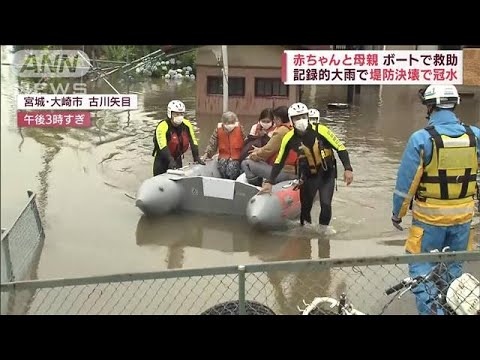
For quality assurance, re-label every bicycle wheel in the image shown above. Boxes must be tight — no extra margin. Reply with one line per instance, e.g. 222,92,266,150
301,305,339,315
201,300,276,315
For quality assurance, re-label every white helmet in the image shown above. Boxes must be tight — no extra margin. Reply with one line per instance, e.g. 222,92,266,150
288,102,309,121
420,84,460,109
167,100,186,119
308,108,320,120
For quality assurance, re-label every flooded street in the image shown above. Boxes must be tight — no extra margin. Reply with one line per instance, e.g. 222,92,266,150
1,45,479,288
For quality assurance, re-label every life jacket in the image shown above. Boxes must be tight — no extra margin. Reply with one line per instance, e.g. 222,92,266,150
413,125,478,225
217,123,244,160
267,124,298,166
152,119,190,158
250,123,276,138
298,136,334,176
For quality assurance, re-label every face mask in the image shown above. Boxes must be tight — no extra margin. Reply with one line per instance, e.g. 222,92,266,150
224,123,236,132
173,116,183,125
294,119,308,132
260,122,273,130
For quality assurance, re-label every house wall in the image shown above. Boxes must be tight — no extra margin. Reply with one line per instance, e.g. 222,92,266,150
463,48,480,86
196,46,299,116
197,45,289,67
196,65,298,116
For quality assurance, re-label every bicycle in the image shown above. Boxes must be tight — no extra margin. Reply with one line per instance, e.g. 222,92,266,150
298,247,480,315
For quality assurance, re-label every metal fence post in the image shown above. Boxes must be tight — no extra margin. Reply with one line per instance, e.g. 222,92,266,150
238,265,246,315
27,190,44,240
1,235,15,282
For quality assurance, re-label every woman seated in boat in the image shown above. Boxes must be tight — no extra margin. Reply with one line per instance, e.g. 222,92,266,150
240,106,298,186
201,111,247,180
239,108,276,163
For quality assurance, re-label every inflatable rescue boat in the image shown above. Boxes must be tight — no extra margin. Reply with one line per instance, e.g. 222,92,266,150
135,158,301,229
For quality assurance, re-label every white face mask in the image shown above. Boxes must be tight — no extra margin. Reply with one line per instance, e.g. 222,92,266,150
294,119,309,132
173,116,183,125
224,123,236,132
260,122,273,130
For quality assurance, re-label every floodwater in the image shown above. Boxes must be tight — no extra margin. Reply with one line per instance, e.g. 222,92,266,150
1,46,480,314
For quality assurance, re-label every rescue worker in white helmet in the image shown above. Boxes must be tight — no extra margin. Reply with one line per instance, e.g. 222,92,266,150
308,108,321,131
258,102,354,235
152,100,204,176
392,84,480,315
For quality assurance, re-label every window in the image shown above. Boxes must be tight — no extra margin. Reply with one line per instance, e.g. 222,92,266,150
255,78,289,97
207,76,245,96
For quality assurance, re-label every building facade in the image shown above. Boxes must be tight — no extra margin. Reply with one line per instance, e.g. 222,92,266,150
195,45,480,118
195,46,313,117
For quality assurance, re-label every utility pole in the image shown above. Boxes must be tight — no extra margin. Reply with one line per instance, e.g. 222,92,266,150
221,45,228,113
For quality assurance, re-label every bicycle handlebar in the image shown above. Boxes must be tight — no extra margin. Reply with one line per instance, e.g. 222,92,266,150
385,277,416,295
385,281,408,295
385,263,448,296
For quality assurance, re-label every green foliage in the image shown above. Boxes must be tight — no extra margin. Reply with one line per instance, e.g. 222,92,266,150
103,46,137,62
177,51,196,69
11,45,198,80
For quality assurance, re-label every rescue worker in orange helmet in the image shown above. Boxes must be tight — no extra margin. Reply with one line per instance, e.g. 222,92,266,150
202,111,247,179
152,100,204,176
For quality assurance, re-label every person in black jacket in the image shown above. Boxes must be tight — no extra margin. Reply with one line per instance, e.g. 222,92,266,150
259,102,354,235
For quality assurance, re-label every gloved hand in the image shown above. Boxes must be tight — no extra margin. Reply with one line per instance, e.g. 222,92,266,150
194,157,205,165
391,214,403,231
168,159,178,169
292,178,304,191
257,181,272,195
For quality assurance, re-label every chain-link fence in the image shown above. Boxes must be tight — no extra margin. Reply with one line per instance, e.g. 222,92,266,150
1,191,44,283
1,191,44,315
0,190,478,315
1,250,479,315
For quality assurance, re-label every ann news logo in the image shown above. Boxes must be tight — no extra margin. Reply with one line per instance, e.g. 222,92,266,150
13,50,91,78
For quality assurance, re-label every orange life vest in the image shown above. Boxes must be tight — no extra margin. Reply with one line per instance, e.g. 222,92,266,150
217,123,244,160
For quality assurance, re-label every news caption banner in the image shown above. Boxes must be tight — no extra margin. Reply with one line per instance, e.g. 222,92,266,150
281,50,463,85
16,94,138,128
